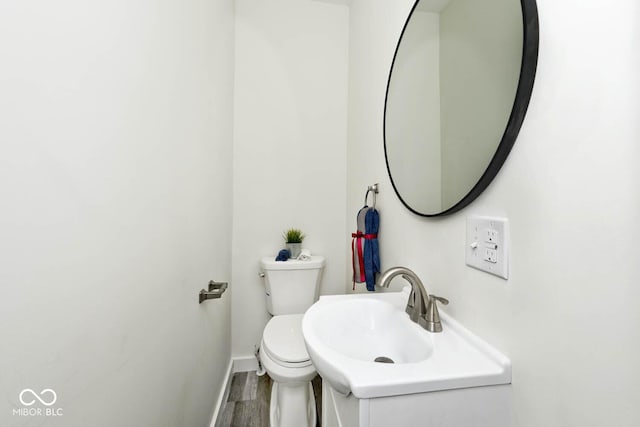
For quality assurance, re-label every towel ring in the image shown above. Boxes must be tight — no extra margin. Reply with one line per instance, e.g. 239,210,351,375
364,183,379,209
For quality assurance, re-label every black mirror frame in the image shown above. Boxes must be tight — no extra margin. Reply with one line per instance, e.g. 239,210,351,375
383,0,539,217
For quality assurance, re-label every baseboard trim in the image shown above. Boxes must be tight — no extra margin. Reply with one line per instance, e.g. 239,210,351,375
209,359,233,427
232,355,259,373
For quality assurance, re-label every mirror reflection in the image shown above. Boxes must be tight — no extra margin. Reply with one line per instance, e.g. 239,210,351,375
384,0,528,216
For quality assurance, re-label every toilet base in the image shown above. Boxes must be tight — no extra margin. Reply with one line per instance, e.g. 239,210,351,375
269,381,316,427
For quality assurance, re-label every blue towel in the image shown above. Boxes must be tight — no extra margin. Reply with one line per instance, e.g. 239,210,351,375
364,208,380,291
275,249,290,261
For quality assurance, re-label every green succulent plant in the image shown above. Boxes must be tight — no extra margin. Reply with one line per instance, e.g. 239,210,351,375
283,228,306,244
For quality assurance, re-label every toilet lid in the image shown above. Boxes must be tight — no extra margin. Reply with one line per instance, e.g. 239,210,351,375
262,314,311,365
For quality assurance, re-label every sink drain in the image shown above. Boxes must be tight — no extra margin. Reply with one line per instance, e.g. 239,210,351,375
374,356,395,364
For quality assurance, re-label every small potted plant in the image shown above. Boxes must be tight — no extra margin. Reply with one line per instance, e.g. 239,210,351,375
283,228,305,259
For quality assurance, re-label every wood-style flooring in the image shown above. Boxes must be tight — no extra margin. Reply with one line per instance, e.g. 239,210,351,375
218,371,322,427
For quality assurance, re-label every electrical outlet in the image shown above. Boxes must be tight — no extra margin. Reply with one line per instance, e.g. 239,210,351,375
466,216,509,279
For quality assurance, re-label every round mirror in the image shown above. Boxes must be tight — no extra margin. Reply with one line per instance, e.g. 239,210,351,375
384,0,538,216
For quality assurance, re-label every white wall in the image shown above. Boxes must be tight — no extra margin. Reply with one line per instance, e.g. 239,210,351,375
232,0,349,360
348,0,640,425
0,1,235,426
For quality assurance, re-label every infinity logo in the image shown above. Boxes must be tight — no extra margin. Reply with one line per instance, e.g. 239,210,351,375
19,389,57,407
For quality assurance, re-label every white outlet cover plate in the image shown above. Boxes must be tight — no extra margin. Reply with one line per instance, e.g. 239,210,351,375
466,216,509,279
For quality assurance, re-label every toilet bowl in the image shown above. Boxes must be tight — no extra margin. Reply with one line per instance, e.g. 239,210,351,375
260,314,316,427
259,256,325,427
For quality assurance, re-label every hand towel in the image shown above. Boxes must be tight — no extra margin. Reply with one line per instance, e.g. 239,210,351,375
297,248,312,261
352,206,371,286
275,249,290,261
363,208,380,291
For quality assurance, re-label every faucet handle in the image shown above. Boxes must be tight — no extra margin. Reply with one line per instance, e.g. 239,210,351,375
430,295,449,306
425,295,449,333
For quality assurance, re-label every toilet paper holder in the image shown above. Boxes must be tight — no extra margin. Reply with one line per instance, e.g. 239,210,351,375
199,280,228,304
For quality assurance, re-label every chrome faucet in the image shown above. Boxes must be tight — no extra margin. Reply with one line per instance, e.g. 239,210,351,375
379,267,449,333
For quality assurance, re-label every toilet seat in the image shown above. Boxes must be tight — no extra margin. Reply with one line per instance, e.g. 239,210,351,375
262,314,312,368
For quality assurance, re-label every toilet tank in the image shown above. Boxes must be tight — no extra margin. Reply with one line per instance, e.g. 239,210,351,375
260,256,325,315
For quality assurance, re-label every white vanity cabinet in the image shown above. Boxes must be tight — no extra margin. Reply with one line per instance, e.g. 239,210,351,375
322,381,512,427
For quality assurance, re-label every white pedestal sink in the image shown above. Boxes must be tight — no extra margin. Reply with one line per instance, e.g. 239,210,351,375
302,287,512,427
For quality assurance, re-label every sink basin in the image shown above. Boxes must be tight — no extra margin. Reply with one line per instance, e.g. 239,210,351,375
302,287,511,398
309,297,433,364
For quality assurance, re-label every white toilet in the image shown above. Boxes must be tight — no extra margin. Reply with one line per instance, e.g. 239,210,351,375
259,255,325,427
